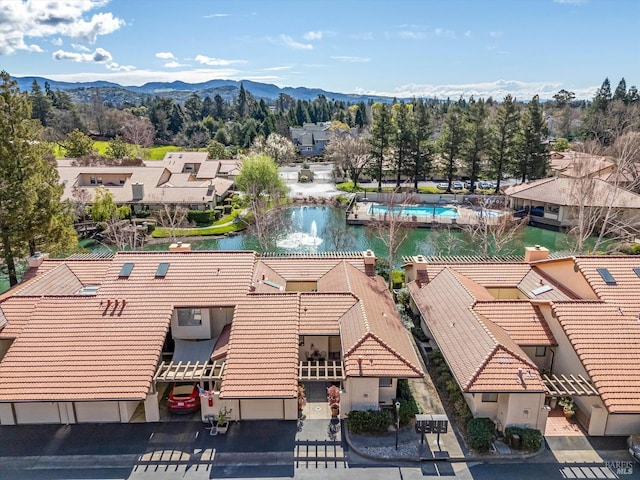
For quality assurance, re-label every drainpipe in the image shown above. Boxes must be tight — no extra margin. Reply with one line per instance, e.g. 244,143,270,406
548,348,555,375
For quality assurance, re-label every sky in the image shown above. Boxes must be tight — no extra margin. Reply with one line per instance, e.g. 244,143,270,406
0,0,639,100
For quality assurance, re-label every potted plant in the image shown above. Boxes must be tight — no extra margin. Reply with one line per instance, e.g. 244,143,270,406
297,384,307,411
216,406,232,434
327,385,340,417
559,397,575,418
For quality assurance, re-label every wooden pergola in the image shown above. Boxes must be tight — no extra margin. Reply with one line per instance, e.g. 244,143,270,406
298,360,345,381
542,373,599,397
153,360,226,391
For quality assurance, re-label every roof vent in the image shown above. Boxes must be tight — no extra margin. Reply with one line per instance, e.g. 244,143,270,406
77,285,99,295
532,285,553,296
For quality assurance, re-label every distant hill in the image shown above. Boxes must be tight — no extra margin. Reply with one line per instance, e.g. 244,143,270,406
13,76,400,106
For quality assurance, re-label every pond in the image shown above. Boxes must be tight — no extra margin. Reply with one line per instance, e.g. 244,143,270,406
142,206,577,265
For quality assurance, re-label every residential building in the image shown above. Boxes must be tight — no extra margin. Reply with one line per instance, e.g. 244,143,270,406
57,152,238,212
0,249,422,425
405,247,640,436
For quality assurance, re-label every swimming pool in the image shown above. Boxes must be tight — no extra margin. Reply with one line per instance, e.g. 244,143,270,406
369,205,460,218
368,205,502,219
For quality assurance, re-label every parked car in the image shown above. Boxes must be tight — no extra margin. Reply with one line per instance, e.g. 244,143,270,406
629,435,640,463
451,181,464,190
167,383,201,414
436,183,448,190
478,181,492,190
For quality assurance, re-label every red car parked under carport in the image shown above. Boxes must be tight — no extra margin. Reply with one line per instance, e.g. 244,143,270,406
167,383,201,414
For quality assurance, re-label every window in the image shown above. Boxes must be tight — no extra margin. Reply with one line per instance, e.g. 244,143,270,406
119,178,125,185
90,176,96,185
378,378,393,388
177,308,202,327
481,393,498,403
97,177,103,185
535,346,547,357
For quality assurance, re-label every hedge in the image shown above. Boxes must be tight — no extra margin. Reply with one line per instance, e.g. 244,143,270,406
394,379,421,426
187,210,217,226
504,426,543,451
346,410,392,434
466,417,496,453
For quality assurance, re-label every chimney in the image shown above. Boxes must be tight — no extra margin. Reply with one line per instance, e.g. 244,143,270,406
363,249,376,277
405,255,429,284
169,241,191,252
524,245,549,263
131,182,144,201
28,252,49,269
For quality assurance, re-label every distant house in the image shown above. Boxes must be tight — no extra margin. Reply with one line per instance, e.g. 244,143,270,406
57,152,238,212
0,249,422,425
290,122,333,156
405,247,640,436
504,176,640,230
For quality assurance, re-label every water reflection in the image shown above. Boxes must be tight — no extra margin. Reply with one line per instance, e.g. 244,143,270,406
143,206,577,266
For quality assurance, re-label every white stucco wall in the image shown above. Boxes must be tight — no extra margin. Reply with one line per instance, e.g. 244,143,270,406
345,377,380,411
466,393,499,419
171,308,211,340
14,402,61,424
0,403,15,425
503,393,547,431
75,401,121,423
536,260,597,299
605,414,640,436
240,399,285,420
379,379,397,406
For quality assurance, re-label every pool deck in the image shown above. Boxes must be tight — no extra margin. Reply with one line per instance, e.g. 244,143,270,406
346,202,503,228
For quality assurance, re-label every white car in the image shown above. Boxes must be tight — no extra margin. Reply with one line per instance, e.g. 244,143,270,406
436,183,448,190
629,435,640,463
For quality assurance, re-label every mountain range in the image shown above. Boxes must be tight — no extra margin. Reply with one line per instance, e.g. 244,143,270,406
13,76,399,106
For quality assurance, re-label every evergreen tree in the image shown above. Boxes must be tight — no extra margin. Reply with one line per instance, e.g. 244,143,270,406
213,94,227,119
62,129,95,158
437,103,465,192
592,77,612,112
184,93,204,122
391,102,413,187
516,95,549,182
491,94,520,192
462,98,490,193
0,71,75,286
613,78,627,102
408,99,432,191
369,103,393,192
29,79,51,126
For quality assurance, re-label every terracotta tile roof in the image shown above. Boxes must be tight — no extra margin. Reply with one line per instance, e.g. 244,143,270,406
252,263,287,293
260,256,365,281
517,268,577,301
97,251,257,305
221,294,300,399
299,293,356,334
426,263,530,287
473,301,556,346
12,264,83,296
408,269,543,393
211,323,231,361
341,263,423,378
504,177,640,208
551,302,640,413
0,297,172,401
0,297,40,339
574,256,640,314
317,263,351,291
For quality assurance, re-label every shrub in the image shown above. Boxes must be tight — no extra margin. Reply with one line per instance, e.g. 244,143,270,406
394,379,420,426
391,269,405,288
466,418,495,453
347,410,392,434
187,210,217,226
505,426,543,451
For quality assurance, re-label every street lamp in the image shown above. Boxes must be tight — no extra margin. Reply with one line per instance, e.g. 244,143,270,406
395,401,401,450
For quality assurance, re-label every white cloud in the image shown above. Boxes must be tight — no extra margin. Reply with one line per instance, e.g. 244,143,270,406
194,54,247,66
52,47,112,63
263,66,293,71
303,31,323,41
156,51,176,60
489,31,503,38
164,61,188,68
0,0,125,55
353,79,598,100
435,28,456,39
398,31,426,40
52,37,63,46
351,32,374,41
464,30,472,38
106,62,135,72
26,44,43,52
331,56,370,63
203,13,230,18
277,34,313,50
71,43,90,52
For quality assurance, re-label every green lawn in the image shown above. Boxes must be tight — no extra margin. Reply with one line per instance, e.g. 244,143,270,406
151,209,245,238
54,141,186,160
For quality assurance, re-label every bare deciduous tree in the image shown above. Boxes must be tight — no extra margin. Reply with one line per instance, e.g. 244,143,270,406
101,218,143,251
324,135,372,190
460,196,529,257
122,114,155,159
71,185,91,222
367,189,414,286
156,203,190,244
567,132,640,253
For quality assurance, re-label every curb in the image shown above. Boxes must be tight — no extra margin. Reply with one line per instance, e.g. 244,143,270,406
344,426,547,464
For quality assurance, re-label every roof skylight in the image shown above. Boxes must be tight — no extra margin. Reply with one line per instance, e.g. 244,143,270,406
156,262,170,278
119,263,134,278
596,268,617,285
